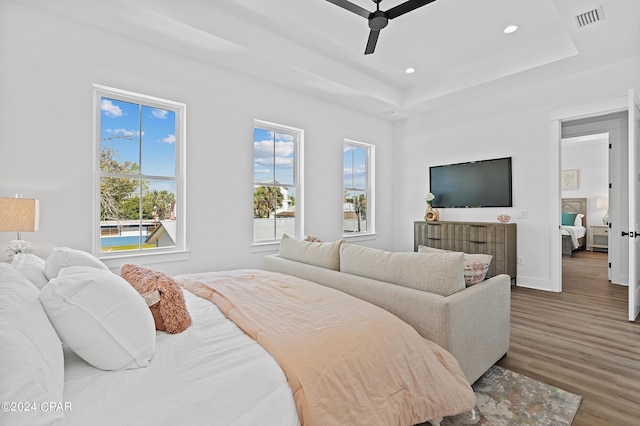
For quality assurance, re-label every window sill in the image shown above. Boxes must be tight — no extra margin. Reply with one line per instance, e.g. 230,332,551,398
341,232,378,242
342,232,378,241
251,241,281,253
99,249,191,270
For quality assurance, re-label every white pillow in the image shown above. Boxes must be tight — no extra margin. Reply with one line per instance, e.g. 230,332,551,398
40,266,156,371
574,213,585,227
12,253,48,289
44,246,110,279
0,264,64,426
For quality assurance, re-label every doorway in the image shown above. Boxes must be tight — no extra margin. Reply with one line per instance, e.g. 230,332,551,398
560,112,629,287
560,133,610,282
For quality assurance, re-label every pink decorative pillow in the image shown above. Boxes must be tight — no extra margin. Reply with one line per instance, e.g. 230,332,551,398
120,264,191,334
418,246,493,286
463,254,493,285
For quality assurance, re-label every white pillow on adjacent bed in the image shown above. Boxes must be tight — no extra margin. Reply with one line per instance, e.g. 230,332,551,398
574,213,585,227
0,264,65,426
11,253,48,289
40,266,156,371
44,246,110,280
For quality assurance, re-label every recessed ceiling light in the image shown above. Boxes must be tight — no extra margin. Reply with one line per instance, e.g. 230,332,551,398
405,67,416,74
503,25,519,34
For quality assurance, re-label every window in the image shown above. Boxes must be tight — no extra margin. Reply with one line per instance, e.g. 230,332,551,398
253,120,302,243
94,85,185,256
343,141,374,234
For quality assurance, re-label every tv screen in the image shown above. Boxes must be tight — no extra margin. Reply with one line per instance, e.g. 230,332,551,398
429,157,512,208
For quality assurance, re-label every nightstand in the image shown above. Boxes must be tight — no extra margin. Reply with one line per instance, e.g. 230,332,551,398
590,225,608,252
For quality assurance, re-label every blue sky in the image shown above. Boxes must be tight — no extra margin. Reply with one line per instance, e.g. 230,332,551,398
100,97,176,178
100,97,176,194
344,145,367,190
252,128,367,192
253,128,295,185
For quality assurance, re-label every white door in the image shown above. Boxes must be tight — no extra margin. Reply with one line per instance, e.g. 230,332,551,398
628,89,640,321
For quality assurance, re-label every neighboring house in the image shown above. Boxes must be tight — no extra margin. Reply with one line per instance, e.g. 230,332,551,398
145,220,177,248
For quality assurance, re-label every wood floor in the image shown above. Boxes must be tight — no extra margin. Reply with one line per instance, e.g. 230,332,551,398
496,250,640,425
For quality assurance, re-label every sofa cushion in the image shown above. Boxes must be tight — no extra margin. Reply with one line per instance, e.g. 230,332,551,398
279,234,345,271
418,245,493,286
340,244,465,297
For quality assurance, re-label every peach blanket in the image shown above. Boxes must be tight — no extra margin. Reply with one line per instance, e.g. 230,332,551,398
177,269,475,425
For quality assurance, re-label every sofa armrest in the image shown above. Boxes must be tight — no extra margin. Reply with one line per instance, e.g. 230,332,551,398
443,275,511,383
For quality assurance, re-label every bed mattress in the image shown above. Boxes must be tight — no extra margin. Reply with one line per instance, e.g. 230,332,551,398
62,290,299,426
561,225,586,239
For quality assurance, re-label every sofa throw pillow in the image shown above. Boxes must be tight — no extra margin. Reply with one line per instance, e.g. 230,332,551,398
0,264,65,426
418,245,493,286
44,247,110,280
11,253,48,289
279,234,345,271
40,266,156,371
120,264,192,334
340,244,465,297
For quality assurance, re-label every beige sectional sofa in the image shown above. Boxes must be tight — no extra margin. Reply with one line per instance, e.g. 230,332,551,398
264,235,511,384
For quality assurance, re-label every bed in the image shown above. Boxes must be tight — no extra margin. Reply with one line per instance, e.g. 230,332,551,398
1,249,476,426
562,198,587,256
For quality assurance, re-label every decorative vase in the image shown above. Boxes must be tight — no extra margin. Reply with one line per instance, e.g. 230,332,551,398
425,205,439,222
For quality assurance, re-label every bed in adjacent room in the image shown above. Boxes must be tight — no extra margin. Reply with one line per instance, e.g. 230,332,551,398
562,197,587,256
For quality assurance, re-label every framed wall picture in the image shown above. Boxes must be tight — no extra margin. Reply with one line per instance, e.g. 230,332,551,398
561,169,579,190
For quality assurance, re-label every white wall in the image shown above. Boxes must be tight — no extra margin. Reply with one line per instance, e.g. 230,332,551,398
393,57,640,291
0,2,394,275
561,138,609,239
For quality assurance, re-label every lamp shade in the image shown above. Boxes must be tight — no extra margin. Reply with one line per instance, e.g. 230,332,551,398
0,197,40,232
596,198,609,210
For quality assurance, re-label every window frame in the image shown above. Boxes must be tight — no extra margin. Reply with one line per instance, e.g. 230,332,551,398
92,84,188,266
252,119,304,246
343,139,375,237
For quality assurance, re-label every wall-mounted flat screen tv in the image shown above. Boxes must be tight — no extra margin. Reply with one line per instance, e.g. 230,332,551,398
429,157,512,208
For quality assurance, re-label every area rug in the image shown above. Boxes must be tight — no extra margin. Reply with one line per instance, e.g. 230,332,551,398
431,366,581,425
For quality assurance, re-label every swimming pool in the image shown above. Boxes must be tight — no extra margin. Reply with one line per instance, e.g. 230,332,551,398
100,235,147,247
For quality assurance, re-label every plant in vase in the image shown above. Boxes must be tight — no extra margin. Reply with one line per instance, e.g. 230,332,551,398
424,193,439,221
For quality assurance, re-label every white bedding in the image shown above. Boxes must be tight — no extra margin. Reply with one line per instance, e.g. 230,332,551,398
562,225,586,249
62,290,299,426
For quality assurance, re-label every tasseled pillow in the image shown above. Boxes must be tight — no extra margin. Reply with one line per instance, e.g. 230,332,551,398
121,264,191,334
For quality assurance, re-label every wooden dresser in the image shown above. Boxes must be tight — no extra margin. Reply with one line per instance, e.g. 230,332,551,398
414,221,517,280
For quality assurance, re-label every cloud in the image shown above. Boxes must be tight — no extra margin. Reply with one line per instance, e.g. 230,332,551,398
253,139,294,161
107,128,143,138
161,134,176,144
151,108,168,119
101,99,124,117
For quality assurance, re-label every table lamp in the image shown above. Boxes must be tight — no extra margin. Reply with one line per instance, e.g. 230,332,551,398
0,196,40,260
596,198,609,225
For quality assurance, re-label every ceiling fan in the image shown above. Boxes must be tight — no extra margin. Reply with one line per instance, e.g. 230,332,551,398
327,0,437,55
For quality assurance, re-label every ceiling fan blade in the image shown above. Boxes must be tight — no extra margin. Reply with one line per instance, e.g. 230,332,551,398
386,0,437,20
364,29,380,55
326,0,370,19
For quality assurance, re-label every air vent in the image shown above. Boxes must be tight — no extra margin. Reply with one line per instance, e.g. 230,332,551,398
575,5,604,28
